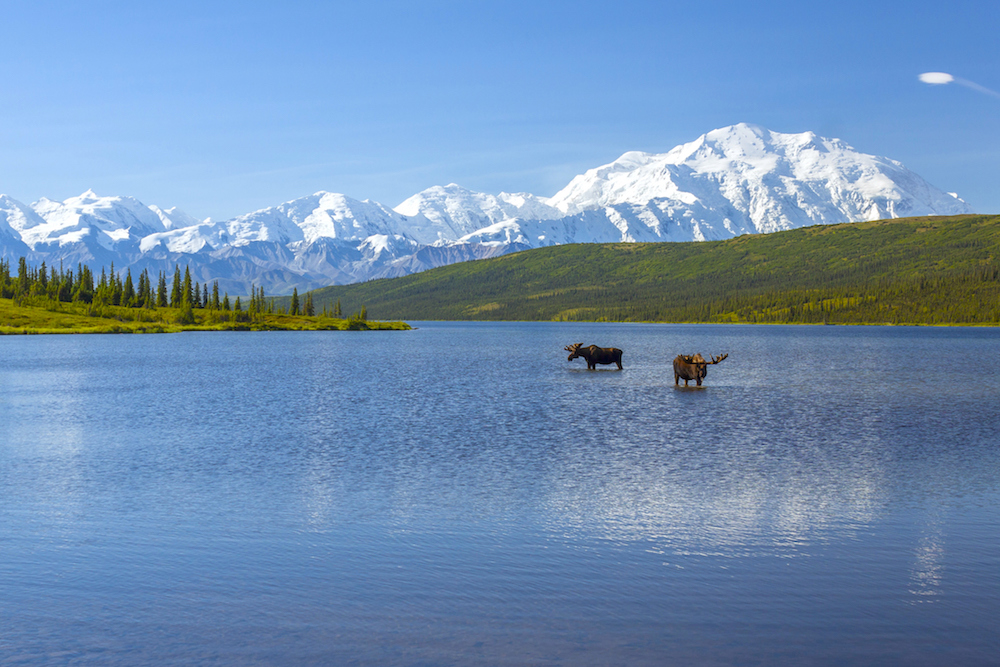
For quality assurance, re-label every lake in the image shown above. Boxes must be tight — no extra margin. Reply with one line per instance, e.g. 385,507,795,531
1,322,998,665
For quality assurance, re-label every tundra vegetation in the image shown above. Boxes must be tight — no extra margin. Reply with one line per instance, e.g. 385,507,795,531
299,214,1000,325
0,259,408,334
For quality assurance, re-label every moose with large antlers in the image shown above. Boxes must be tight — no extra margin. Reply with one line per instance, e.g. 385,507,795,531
565,343,624,370
672,353,728,386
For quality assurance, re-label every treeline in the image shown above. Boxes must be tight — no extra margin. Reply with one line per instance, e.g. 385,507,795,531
530,264,1000,325
0,257,369,323
0,257,278,318
285,292,367,321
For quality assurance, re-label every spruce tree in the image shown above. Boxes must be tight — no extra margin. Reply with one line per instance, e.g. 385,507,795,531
61,268,74,302
182,267,193,305
82,264,93,293
334,298,342,318
157,272,168,307
110,262,123,306
290,288,299,316
1,260,10,299
72,264,93,303
49,266,61,300
140,269,153,308
171,266,183,306
95,267,109,305
304,292,314,316
123,269,136,307
17,257,29,295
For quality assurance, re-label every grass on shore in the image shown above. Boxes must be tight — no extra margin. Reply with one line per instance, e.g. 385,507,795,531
0,296,410,335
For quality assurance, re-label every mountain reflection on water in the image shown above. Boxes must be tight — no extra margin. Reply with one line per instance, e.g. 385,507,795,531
1,322,998,665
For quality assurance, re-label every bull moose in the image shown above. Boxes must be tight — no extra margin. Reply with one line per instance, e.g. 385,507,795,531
565,343,623,370
672,353,728,386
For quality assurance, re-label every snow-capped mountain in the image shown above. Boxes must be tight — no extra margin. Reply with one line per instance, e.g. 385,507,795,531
395,184,562,244
13,190,168,266
0,195,37,258
149,205,205,231
530,123,970,242
0,124,975,293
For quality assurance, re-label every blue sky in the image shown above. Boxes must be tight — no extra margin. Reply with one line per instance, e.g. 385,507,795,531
1,0,997,220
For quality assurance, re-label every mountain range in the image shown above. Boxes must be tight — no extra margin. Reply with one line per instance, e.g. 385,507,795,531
0,123,973,294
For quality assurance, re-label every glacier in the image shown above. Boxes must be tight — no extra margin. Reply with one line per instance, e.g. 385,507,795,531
0,124,973,294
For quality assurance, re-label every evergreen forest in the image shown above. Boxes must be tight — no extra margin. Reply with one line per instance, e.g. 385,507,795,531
0,259,405,334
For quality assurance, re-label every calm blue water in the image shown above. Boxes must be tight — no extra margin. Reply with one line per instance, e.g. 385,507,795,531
1,322,999,665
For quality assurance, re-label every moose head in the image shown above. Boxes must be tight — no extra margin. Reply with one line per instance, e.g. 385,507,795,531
672,353,728,386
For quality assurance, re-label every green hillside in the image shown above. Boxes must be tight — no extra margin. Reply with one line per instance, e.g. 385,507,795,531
294,214,1000,325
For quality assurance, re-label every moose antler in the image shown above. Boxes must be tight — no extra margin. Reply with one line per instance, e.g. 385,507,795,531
564,343,582,353
678,353,727,365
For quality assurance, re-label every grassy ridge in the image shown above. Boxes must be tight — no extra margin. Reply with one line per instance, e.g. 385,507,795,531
297,214,1000,325
0,296,410,334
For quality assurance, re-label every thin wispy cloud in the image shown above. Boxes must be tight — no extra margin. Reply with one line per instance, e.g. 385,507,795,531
919,72,1000,99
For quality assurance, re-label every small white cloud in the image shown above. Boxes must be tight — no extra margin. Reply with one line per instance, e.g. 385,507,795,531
919,72,954,85
919,71,1000,99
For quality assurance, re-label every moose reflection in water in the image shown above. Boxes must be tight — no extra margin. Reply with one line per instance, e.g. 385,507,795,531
565,343,624,370
673,353,729,386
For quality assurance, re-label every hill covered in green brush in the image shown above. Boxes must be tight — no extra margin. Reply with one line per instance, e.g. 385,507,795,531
294,214,1000,325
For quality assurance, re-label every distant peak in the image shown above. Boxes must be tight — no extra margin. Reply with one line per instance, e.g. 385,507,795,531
702,123,769,142
316,191,362,206
613,150,655,165
431,183,476,194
